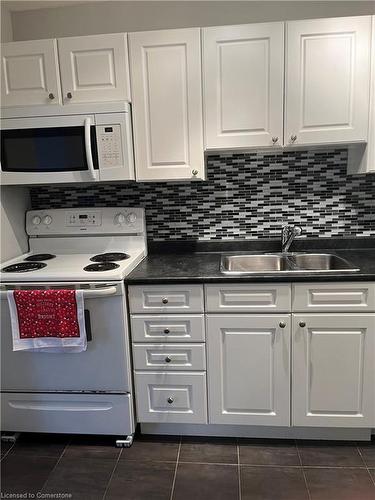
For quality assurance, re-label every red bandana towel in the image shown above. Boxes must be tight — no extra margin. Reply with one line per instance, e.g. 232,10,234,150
7,290,87,352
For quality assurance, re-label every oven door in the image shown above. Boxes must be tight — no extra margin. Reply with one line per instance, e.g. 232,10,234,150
0,282,132,393
0,114,100,185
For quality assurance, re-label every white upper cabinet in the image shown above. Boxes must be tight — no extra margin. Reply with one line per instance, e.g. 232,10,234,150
57,33,131,104
348,15,375,174
203,22,284,149
129,28,204,181
285,16,372,146
1,39,61,107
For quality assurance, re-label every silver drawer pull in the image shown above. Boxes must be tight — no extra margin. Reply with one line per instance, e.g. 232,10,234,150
299,321,306,328
164,329,170,334
279,322,286,328
165,356,172,363
162,297,169,304
167,397,174,404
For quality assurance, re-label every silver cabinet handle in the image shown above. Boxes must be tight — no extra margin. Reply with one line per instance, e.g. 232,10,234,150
167,397,174,404
192,170,198,176
162,297,169,304
272,136,279,144
48,93,55,100
165,356,172,363
279,322,286,328
290,134,297,143
164,329,170,334
67,92,73,99
299,321,306,328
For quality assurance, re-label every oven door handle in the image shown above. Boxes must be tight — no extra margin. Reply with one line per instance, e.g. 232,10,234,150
0,286,118,300
84,117,97,181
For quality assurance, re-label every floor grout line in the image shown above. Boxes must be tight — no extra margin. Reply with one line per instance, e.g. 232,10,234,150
296,439,311,500
39,436,71,494
356,442,375,488
237,439,241,500
169,436,181,500
0,442,15,461
102,443,124,500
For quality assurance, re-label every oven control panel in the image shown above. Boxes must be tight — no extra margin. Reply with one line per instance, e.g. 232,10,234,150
66,211,102,227
27,208,145,235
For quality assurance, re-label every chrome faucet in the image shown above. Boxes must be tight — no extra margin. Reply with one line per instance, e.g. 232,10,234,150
281,224,302,253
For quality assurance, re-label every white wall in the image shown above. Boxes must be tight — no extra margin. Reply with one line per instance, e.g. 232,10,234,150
1,3,13,42
0,187,30,262
10,1,375,40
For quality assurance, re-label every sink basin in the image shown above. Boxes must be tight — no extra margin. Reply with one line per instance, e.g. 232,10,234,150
291,253,358,271
221,253,359,274
222,254,287,272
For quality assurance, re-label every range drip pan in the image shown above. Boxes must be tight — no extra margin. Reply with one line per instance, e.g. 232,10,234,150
2,262,47,273
84,262,120,272
90,253,130,262
24,254,56,261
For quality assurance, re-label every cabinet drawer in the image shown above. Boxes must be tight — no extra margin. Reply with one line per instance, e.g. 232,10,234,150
130,314,205,343
133,343,206,371
134,371,207,424
205,284,291,312
293,283,375,312
129,285,204,313
1,392,134,436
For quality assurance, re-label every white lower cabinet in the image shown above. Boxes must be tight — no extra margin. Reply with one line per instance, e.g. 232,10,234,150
134,371,207,424
292,314,375,428
129,282,375,433
207,314,291,426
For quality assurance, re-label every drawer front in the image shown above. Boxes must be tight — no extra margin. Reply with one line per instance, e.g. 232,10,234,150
134,371,207,424
131,314,205,343
129,285,204,313
205,284,291,312
293,283,375,312
1,392,134,435
133,343,206,371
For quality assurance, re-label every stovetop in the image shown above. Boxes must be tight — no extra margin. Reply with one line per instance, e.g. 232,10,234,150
0,207,147,283
0,250,145,282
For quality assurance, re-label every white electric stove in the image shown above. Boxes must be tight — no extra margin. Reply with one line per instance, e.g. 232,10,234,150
0,207,146,282
0,207,147,447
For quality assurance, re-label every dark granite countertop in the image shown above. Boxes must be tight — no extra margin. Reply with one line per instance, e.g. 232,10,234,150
125,238,375,284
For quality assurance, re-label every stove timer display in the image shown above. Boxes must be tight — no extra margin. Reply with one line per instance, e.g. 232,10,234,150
66,211,101,226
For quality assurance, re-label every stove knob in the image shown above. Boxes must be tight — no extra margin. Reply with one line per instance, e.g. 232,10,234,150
43,215,52,225
115,213,126,225
32,216,41,225
126,212,137,224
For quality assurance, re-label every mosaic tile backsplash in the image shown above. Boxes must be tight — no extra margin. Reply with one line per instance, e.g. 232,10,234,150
31,149,375,241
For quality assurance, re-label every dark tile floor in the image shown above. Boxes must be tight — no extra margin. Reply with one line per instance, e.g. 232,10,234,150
1,433,374,500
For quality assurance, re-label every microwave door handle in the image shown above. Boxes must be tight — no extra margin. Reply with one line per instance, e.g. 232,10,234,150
84,117,96,180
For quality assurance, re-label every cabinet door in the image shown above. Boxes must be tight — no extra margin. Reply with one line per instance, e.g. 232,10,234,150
58,33,131,104
286,16,371,145
207,314,290,426
129,28,204,181
1,39,61,107
293,314,375,427
203,22,284,149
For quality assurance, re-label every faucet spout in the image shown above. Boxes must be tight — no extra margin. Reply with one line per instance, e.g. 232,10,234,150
281,225,302,253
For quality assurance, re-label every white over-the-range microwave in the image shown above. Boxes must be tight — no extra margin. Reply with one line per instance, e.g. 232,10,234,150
0,102,134,185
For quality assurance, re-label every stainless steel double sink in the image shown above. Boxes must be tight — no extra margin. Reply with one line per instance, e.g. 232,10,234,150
221,253,359,275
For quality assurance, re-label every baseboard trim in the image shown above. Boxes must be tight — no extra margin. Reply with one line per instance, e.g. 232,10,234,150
140,423,372,441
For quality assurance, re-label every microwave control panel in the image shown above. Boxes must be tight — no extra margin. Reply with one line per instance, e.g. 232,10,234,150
97,125,123,168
